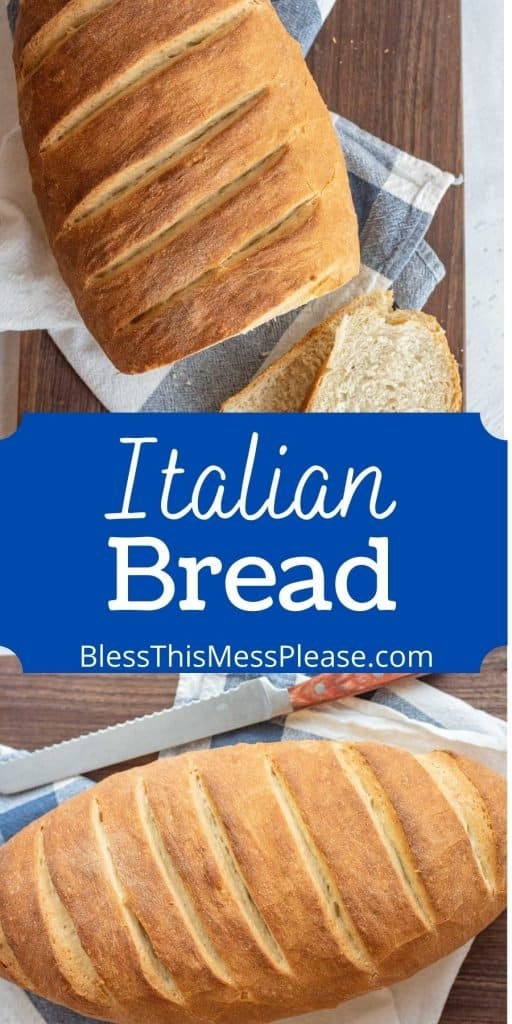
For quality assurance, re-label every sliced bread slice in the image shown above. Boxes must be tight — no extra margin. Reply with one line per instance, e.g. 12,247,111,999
305,294,462,412
221,291,390,412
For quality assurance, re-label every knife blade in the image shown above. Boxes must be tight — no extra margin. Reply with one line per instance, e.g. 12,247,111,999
0,671,412,794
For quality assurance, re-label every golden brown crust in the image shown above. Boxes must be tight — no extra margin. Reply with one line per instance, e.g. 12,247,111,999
0,741,506,1023
449,753,507,894
355,745,501,966
14,0,359,373
43,792,170,1019
12,0,71,70
0,816,115,1019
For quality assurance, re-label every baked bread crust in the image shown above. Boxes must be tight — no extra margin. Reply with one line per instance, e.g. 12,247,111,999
14,0,359,373
0,741,505,1022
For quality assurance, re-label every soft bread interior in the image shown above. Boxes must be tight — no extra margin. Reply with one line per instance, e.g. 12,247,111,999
222,290,461,414
221,292,390,412
306,300,462,412
222,322,336,412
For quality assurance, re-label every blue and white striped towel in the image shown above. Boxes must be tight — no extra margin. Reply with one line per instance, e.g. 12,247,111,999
0,676,506,1024
0,0,458,411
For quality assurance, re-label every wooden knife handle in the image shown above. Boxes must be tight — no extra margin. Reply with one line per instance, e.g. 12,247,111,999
288,672,413,710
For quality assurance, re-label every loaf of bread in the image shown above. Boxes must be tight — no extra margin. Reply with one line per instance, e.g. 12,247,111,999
13,0,360,374
0,741,505,1022
222,291,462,411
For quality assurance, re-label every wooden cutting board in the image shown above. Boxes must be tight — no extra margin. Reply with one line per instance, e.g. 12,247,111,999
17,0,464,413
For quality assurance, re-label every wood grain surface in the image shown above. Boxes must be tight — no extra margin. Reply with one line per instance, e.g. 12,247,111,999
16,0,464,414
0,649,506,1022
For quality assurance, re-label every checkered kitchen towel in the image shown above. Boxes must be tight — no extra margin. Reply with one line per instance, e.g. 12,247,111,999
0,0,458,411
0,675,506,1024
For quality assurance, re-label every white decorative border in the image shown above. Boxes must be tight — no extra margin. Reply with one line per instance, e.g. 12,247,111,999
461,0,504,436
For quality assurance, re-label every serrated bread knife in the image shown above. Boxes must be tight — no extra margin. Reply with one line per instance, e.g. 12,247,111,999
0,672,412,794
